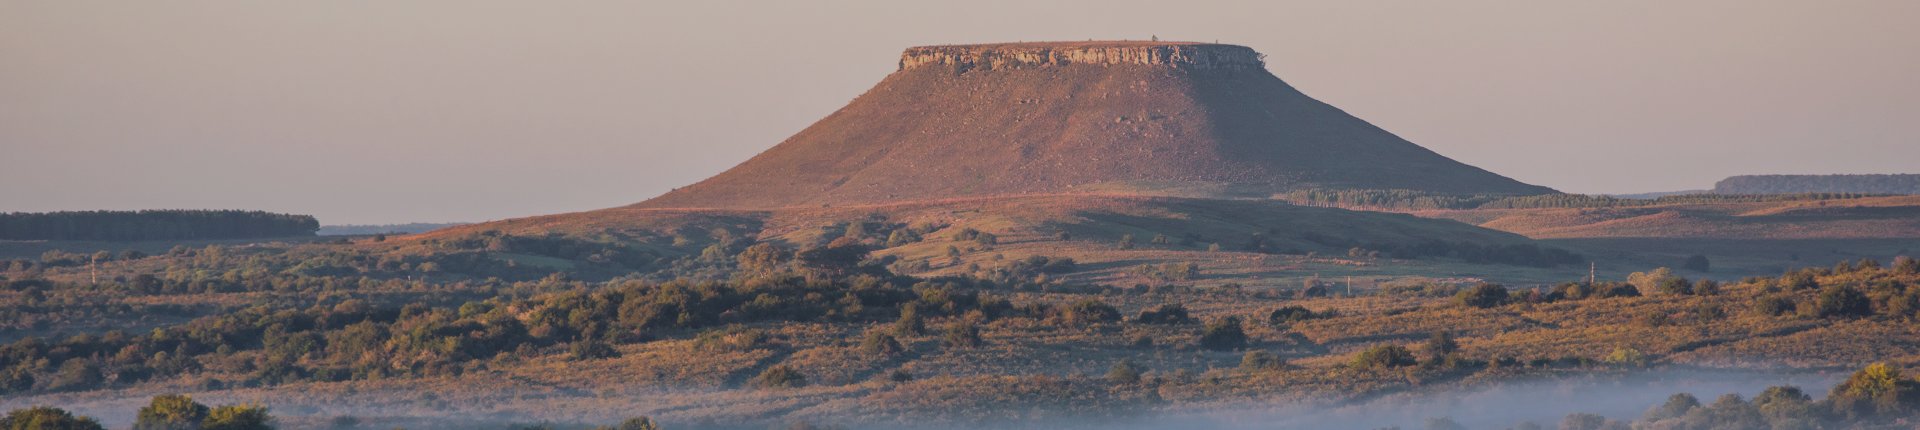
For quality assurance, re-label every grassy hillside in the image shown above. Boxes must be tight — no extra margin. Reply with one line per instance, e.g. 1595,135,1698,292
1416,196,1920,239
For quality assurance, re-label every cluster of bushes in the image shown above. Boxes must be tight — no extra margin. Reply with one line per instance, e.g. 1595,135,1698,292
0,210,318,241
1,394,268,430
1129,262,1199,282
0,268,1027,394
1509,363,1920,430
4,395,666,430
1713,174,1920,195
970,256,1075,285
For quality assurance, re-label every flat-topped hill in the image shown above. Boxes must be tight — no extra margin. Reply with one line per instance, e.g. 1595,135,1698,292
637,41,1551,209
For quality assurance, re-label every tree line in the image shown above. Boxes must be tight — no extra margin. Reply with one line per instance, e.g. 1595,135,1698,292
1713,174,1920,195
0,210,318,241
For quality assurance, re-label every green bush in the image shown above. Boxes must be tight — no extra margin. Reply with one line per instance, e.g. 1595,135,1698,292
1454,283,1510,308
1350,345,1417,370
135,394,209,430
1105,359,1142,385
751,365,807,389
1815,285,1872,319
1198,317,1248,351
1,407,106,430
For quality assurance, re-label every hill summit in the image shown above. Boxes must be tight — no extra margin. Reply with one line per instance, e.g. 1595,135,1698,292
638,41,1551,209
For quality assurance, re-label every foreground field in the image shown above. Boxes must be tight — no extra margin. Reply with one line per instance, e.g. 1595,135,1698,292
4,246,1918,428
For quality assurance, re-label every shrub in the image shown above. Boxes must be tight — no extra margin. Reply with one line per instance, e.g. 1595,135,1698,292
568,340,619,361
694,326,771,352
751,365,807,389
1133,304,1195,324
1752,295,1797,317
1655,276,1694,295
1682,254,1711,272
203,405,271,430
1267,305,1323,328
49,360,102,391
1601,347,1647,367
1058,299,1121,326
1240,350,1284,371
1423,331,1459,362
861,331,904,356
1454,283,1509,308
887,369,912,383
1782,271,1820,290
942,320,982,348
891,305,925,336
1198,317,1248,351
1350,345,1417,370
1896,256,1919,275
1815,285,1873,319
1105,359,1142,385
1,407,106,430
595,417,659,430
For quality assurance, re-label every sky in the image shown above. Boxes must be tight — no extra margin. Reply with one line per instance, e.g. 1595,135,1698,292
3,1,1917,225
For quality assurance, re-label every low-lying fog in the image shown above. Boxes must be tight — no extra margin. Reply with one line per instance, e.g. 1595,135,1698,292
15,368,1845,430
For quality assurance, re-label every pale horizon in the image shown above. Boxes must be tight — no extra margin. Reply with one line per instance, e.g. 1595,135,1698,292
5,1,1917,224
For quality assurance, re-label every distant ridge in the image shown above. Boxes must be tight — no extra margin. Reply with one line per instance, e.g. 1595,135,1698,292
637,41,1551,209
1713,174,1920,195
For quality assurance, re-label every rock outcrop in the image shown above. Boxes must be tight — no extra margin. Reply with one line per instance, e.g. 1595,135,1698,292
899,42,1263,72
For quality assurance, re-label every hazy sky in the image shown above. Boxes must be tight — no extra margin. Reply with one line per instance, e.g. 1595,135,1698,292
4,1,1917,224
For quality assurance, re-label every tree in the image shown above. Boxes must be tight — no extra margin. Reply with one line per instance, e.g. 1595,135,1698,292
1,407,106,430
1454,283,1509,308
1117,234,1135,250
1829,363,1920,420
1199,316,1248,351
1627,268,1678,294
1643,393,1701,421
1815,285,1872,319
1105,359,1142,385
1559,413,1623,430
134,394,210,430
1682,254,1711,272
202,405,271,430
1753,385,1817,427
